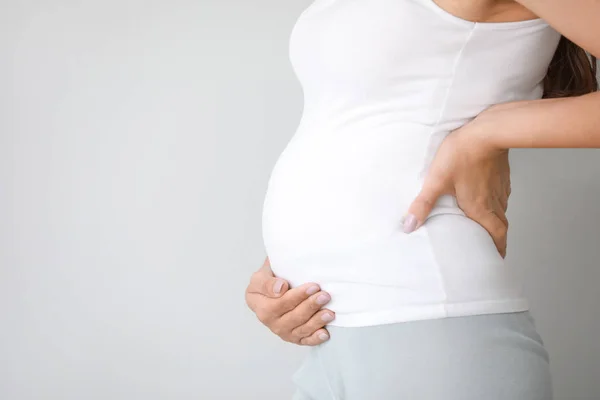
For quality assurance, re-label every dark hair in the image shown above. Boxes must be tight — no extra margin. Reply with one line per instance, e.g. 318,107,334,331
543,36,598,98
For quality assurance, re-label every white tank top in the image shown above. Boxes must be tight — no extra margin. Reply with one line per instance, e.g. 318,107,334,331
261,0,561,327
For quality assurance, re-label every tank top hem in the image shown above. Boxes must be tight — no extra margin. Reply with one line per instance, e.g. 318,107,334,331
326,298,530,327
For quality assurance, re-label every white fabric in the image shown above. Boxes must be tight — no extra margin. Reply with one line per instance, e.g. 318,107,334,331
261,0,561,327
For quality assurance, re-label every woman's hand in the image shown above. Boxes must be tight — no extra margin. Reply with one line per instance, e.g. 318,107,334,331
403,113,512,257
245,259,334,345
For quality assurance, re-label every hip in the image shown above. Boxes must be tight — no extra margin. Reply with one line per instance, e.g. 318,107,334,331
267,213,525,327
293,311,552,400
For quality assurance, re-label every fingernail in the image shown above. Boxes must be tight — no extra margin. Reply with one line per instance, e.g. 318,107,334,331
403,214,418,233
319,333,329,341
306,285,319,295
316,294,330,305
273,280,284,294
321,313,334,322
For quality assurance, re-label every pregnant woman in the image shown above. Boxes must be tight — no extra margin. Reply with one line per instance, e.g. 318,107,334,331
246,0,599,398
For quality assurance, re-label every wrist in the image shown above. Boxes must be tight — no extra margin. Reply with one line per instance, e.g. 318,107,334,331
466,108,507,153
474,99,538,150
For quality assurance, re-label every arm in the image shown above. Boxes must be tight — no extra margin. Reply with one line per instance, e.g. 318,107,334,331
473,0,600,150
499,0,600,149
515,0,600,58
478,92,600,149
404,0,600,249
403,89,599,255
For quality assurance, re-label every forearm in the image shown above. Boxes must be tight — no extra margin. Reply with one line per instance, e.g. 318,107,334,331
480,91,600,149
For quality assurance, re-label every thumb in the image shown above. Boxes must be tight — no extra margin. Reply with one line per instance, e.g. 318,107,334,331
249,263,289,299
403,180,444,233
262,276,289,299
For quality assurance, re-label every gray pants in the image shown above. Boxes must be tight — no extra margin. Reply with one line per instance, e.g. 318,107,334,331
292,312,552,400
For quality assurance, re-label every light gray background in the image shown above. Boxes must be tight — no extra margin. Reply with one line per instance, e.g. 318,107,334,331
1,1,598,399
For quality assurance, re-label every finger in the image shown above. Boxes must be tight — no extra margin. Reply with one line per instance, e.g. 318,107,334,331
496,179,511,212
278,288,331,319
483,215,507,257
499,244,507,259
493,200,509,228
492,200,509,258
502,184,511,212
247,265,289,299
404,178,446,233
500,152,511,210
498,192,509,213
265,291,331,337
299,328,330,346
290,309,335,340
468,207,508,257
258,283,325,321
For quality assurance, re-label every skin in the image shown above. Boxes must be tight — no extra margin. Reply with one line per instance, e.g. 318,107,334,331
246,0,600,345
404,93,600,238
245,258,335,345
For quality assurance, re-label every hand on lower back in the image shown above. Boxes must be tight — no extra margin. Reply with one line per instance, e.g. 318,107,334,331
403,117,511,258
245,258,335,345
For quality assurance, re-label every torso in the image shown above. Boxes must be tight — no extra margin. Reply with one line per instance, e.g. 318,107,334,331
261,0,561,327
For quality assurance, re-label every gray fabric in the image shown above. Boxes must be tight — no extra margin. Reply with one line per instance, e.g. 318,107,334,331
292,312,552,400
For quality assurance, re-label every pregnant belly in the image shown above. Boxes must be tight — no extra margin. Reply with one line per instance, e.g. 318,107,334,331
262,123,512,295
261,123,524,324
262,123,431,254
